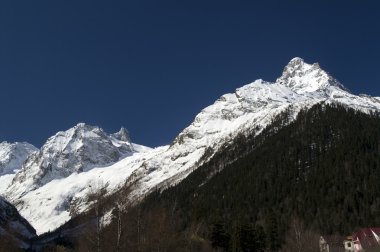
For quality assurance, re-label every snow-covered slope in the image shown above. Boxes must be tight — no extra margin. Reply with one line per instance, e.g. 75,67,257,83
0,142,38,194
7,147,159,234
3,124,151,234
0,142,37,176
3,57,380,235
0,196,36,248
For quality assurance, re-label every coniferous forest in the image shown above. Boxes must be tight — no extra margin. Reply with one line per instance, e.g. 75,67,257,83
11,103,380,251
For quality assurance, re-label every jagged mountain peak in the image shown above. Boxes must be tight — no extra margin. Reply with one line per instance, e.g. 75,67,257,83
6,123,136,197
43,123,135,154
111,127,131,142
72,122,102,132
286,56,307,66
42,122,134,163
44,123,109,149
75,122,86,127
276,57,344,93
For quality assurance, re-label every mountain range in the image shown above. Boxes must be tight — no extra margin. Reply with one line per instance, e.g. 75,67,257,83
1,57,380,250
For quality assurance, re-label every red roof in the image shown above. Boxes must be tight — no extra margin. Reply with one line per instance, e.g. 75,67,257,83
353,228,380,249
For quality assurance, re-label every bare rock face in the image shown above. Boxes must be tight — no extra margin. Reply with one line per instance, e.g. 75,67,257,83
111,127,131,142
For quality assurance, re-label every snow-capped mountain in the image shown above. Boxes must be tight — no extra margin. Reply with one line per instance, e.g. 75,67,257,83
0,142,37,176
2,57,380,235
0,196,36,248
7,123,136,199
123,57,380,198
276,57,345,93
3,124,150,234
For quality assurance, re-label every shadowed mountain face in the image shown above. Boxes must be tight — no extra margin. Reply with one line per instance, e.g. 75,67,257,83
0,196,36,249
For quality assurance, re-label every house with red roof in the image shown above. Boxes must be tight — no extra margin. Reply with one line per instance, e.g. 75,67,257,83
350,228,380,251
320,228,380,252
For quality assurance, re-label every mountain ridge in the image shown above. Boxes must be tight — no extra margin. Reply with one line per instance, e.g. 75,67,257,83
6,123,137,199
2,57,380,235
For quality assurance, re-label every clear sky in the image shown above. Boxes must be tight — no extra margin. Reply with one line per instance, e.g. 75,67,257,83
1,0,380,147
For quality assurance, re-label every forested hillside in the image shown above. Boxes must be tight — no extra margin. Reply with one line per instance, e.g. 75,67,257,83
155,103,380,235
141,103,380,251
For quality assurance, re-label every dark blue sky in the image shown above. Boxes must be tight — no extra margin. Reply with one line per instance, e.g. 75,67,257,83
1,1,380,147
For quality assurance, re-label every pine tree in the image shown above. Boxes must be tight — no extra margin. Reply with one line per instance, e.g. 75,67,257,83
211,222,230,251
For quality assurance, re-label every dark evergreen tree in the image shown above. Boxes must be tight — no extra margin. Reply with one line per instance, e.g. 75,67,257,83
240,225,256,252
211,222,230,251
